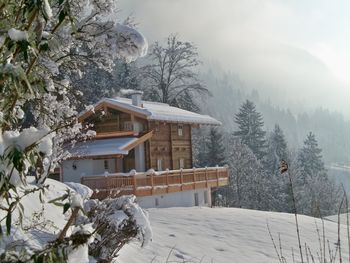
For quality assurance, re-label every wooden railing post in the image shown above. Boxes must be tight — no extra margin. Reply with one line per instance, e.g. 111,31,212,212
133,175,137,195
106,175,110,191
180,168,183,191
151,173,154,195
193,168,196,189
205,167,208,187
216,166,219,186
166,170,169,193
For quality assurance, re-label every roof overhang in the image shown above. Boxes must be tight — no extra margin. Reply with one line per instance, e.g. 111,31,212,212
78,98,221,126
78,100,149,123
66,131,153,160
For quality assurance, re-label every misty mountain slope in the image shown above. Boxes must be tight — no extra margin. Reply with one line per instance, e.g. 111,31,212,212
120,1,350,115
199,70,350,165
117,207,348,263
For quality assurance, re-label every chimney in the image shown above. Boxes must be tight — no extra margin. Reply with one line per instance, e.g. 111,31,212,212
131,91,143,107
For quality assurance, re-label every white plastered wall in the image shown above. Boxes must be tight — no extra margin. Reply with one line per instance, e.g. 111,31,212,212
133,121,146,172
62,158,116,182
137,188,212,208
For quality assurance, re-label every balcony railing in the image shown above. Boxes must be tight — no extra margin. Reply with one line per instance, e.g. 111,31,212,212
81,166,229,199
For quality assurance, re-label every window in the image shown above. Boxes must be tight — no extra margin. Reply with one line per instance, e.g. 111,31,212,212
155,198,159,207
178,124,183,136
179,158,185,169
194,193,199,206
157,159,163,171
123,121,133,131
104,160,109,170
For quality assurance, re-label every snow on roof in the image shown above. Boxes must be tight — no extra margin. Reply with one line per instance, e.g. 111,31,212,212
81,97,221,125
67,137,138,158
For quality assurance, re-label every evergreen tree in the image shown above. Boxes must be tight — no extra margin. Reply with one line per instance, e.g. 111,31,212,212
262,125,290,212
206,127,226,167
295,132,341,216
293,167,341,217
217,140,274,210
264,124,288,176
298,132,326,178
205,127,227,207
234,100,266,160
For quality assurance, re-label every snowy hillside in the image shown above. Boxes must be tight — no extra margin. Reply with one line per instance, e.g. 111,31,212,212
118,207,349,263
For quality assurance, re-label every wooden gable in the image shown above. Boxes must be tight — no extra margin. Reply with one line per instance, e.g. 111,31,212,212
81,103,148,135
78,101,147,123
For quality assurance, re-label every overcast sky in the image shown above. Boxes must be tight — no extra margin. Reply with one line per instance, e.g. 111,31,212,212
119,0,350,116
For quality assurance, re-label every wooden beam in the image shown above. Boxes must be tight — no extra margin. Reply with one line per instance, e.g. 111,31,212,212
67,154,124,160
122,130,154,151
95,131,134,139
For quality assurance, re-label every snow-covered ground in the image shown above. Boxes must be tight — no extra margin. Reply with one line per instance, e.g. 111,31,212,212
326,213,350,225
118,207,349,263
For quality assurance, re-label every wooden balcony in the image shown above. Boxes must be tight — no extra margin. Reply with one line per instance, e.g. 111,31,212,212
81,167,229,200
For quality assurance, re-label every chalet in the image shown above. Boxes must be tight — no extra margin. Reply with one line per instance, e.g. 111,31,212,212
61,91,229,208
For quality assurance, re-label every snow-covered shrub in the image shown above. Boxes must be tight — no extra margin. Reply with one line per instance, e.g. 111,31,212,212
87,195,152,262
0,179,151,262
0,0,148,261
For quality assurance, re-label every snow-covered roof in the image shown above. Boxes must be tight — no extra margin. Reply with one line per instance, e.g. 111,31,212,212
68,137,138,158
80,97,221,126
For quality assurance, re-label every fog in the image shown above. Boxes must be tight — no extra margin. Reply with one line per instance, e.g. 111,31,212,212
119,0,350,117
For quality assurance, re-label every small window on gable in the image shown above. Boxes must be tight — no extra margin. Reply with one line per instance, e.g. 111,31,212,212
178,124,183,136
179,158,185,169
104,160,109,170
155,122,160,132
157,159,163,171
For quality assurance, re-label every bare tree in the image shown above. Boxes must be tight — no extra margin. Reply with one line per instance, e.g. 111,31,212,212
142,34,209,111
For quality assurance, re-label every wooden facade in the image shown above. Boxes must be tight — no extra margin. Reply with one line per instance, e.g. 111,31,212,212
81,106,194,172
147,121,192,171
